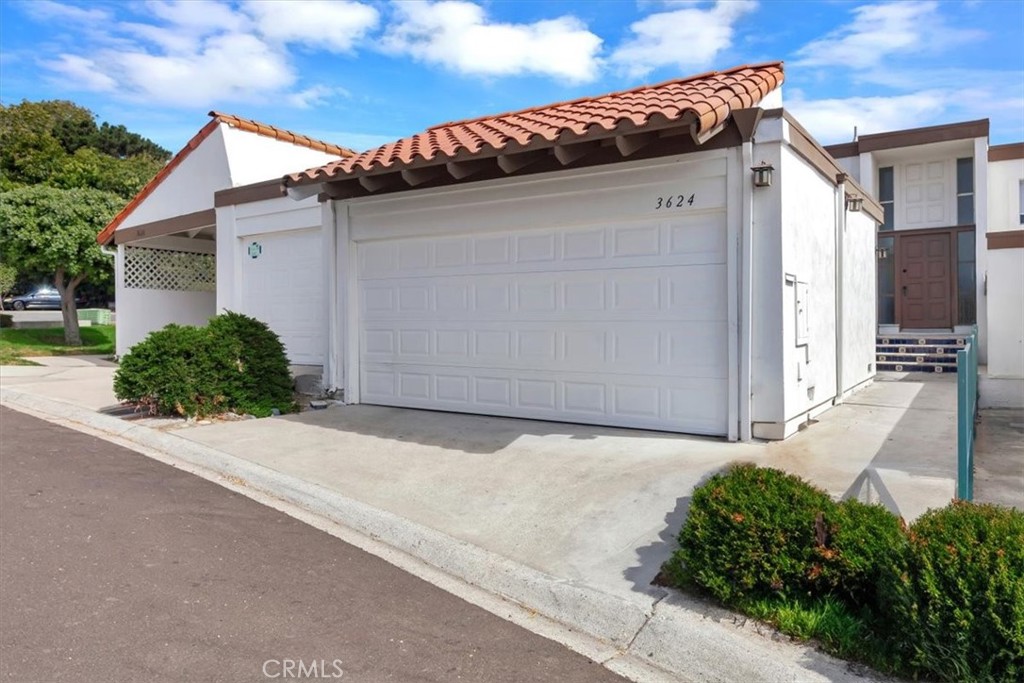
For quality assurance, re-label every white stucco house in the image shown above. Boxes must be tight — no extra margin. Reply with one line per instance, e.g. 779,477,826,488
266,62,882,441
96,112,354,364
826,124,1024,407
103,62,887,441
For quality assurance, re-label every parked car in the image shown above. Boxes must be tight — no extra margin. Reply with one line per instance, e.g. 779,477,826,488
3,286,86,311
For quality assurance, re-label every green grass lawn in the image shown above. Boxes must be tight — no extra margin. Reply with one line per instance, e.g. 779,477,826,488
0,325,115,365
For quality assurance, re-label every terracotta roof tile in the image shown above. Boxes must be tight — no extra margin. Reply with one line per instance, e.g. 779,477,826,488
97,112,354,245
287,62,783,186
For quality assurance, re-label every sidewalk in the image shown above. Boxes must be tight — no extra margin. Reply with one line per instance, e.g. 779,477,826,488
3,362,979,682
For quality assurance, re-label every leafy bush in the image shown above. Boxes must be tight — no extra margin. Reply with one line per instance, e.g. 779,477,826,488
669,464,834,603
812,499,907,608
114,312,296,418
204,312,295,417
880,501,1024,683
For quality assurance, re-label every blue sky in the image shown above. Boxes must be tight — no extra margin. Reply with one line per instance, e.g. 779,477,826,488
1,0,1022,155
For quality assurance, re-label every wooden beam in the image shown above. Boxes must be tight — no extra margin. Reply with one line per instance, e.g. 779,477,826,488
319,180,363,201
690,120,728,146
553,142,601,166
401,167,442,187
446,159,492,180
496,150,548,174
359,174,401,193
615,132,657,157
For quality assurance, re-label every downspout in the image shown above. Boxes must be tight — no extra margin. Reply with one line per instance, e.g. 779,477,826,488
834,178,846,405
739,140,754,441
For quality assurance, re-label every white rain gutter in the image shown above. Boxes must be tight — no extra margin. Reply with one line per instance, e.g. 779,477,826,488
739,139,755,441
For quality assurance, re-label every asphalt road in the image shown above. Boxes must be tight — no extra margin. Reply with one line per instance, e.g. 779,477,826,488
0,407,624,682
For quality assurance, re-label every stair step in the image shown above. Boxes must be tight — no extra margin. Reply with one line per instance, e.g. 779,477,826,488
877,361,958,373
876,352,960,363
877,343,959,352
876,336,967,347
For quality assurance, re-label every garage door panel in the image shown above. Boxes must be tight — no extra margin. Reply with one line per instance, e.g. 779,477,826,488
360,266,726,323
360,321,728,379
360,363,727,435
356,212,728,435
358,213,726,280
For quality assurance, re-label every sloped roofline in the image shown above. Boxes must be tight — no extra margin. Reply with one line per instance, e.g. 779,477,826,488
285,62,784,188
97,112,355,245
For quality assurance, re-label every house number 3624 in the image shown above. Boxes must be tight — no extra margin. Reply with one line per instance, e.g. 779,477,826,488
655,194,695,209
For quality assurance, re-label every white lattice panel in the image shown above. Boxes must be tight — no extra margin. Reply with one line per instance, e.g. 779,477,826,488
123,246,215,292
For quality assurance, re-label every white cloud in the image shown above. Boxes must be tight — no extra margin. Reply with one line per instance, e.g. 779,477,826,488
787,90,951,143
21,0,111,23
382,1,602,83
111,33,296,106
45,55,118,92
144,0,249,35
27,0,380,109
793,1,983,70
609,0,756,78
285,85,350,109
245,0,380,53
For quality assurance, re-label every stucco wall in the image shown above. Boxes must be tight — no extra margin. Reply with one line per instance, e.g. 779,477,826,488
841,209,878,393
986,248,1024,379
116,289,216,358
220,126,345,187
779,145,839,422
985,155,1024,382
748,142,785,429
115,236,217,357
118,126,231,231
987,156,1024,232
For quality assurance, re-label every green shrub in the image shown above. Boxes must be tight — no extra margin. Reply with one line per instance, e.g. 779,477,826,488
205,311,295,417
880,501,1024,683
669,464,835,603
812,499,907,608
114,312,296,418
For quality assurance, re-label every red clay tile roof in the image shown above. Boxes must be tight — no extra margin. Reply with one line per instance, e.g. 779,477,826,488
97,112,355,245
287,62,784,186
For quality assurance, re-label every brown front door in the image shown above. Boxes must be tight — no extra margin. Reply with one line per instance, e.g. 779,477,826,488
900,233,952,329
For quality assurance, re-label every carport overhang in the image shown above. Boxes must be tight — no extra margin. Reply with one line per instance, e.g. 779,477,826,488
107,208,217,245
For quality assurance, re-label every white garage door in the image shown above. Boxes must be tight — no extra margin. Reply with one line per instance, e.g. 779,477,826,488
356,212,729,435
239,229,324,365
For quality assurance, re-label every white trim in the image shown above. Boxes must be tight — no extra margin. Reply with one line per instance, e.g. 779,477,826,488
322,200,341,393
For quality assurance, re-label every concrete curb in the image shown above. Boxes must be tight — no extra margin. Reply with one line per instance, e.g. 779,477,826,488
1,388,885,683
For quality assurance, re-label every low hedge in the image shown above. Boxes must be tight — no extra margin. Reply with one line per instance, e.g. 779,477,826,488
666,464,1024,682
114,311,296,418
670,464,834,603
880,501,1024,682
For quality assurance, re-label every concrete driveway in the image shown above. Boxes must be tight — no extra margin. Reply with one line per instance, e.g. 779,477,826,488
178,372,962,609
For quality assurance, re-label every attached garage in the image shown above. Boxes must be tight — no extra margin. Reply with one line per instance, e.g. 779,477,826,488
284,62,882,440
352,158,730,434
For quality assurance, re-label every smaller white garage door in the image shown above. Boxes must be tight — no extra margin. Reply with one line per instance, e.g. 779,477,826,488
239,229,325,365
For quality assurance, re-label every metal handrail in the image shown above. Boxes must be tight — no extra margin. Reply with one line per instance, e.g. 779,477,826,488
955,328,978,500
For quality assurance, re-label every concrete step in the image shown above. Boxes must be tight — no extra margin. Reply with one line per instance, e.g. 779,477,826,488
876,360,957,373
876,344,960,355
876,352,960,364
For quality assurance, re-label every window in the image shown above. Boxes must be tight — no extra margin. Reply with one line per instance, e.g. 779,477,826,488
877,235,896,324
957,230,976,325
1019,180,1024,224
956,157,974,225
878,166,894,230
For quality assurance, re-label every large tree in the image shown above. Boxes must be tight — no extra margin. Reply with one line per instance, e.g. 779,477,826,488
0,186,124,344
0,101,169,342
